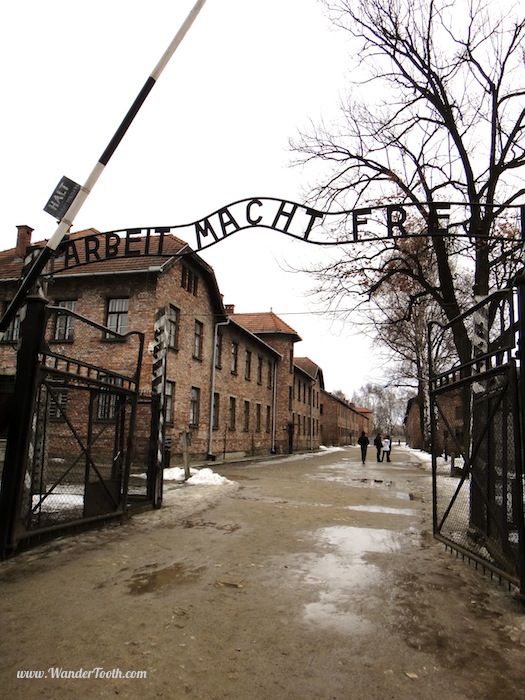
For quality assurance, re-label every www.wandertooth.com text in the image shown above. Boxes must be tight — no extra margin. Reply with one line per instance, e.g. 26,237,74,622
17,668,147,680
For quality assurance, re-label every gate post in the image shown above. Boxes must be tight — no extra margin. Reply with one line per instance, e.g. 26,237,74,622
0,293,48,557
514,276,525,599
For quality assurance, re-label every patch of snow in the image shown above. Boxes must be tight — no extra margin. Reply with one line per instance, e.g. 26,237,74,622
162,466,231,485
186,468,231,486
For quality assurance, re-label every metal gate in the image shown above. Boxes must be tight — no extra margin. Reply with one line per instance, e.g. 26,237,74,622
429,288,525,593
0,295,162,557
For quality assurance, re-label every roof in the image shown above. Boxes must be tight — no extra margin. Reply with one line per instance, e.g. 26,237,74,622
228,318,282,358
0,228,226,317
294,357,325,388
0,228,191,280
232,312,301,341
49,229,189,275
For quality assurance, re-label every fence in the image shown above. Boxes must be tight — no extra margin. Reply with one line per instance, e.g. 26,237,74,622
0,296,160,556
429,287,525,593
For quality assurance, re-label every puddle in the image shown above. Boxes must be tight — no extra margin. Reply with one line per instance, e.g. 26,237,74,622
297,526,406,634
127,562,203,595
319,525,404,558
304,601,372,634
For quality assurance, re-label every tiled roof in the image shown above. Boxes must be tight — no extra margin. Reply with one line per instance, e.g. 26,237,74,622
295,357,319,378
232,312,301,340
49,230,189,276
0,228,226,316
294,357,325,389
0,229,190,280
0,247,25,280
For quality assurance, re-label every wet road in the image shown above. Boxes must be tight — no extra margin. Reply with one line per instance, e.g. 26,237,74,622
1,444,525,699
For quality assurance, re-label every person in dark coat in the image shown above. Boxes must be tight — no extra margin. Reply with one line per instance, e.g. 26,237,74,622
357,431,369,464
373,433,382,462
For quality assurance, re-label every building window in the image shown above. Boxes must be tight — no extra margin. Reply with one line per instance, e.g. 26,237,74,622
267,360,273,389
193,320,204,360
215,332,223,369
1,308,21,343
54,300,76,341
165,381,175,424
167,305,180,350
190,386,201,426
266,405,271,433
256,403,261,432
105,298,128,338
213,392,220,430
245,350,252,381
229,397,236,430
181,265,198,295
231,342,239,374
257,356,263,385
289,386,293,410
49,384,68,420
97,375,123,420
243,400,250,431
289,348,294,373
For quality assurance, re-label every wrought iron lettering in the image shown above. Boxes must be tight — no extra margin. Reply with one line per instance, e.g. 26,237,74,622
48,198,523,271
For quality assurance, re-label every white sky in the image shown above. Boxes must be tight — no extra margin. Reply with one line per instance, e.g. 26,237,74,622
0,0,386,397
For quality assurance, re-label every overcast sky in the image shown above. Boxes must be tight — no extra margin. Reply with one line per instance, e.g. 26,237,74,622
0,0,387,398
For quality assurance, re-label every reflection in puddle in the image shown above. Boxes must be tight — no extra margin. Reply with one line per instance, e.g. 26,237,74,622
300,526,404,634
304,601,372,634
127,562,203,595
319,525,404,557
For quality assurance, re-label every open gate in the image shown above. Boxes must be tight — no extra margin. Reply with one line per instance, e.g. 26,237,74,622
0,295,162,557
429,287,525,593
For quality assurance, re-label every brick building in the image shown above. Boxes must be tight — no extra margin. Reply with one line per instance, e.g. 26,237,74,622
404,390,465,456
0,226,343,464
320,390,372,446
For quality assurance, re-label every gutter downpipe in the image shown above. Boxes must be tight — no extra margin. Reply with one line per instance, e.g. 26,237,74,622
207,317,231,459
271,359,278,454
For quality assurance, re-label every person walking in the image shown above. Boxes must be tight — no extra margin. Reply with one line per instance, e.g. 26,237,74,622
373,433,383,462
381,434,392,462
358,431,369,464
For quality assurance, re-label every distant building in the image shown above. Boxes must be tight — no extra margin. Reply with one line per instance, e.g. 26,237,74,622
320,390,372,446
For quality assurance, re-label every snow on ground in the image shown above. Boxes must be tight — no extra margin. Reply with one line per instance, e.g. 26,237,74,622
163,466,232,485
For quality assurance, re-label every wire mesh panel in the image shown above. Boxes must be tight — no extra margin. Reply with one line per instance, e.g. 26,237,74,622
429,289,525,589
1,302,149,551
21,371,132,532
432,366,521,582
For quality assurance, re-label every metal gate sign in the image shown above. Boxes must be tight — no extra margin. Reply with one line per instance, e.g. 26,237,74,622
44,176,81,220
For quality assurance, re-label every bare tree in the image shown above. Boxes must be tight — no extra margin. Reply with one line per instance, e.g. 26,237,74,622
293,0,525,365
352,383,409,435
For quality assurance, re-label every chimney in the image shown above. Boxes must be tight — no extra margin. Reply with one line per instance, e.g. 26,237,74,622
225,304,235,315
15,225,34,259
